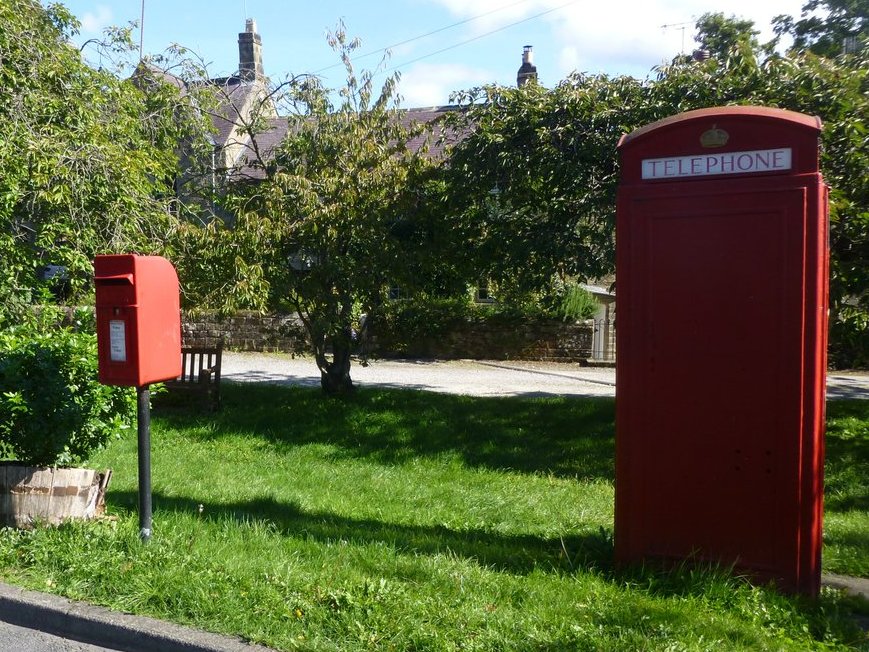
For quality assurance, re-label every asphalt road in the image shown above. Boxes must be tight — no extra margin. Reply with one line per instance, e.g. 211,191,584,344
222,353,618,396
221,352,869,400
0,620,119,652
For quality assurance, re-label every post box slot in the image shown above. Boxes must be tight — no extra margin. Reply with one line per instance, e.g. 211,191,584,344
95,274,134,285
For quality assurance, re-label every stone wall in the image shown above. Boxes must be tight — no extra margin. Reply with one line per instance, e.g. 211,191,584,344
182,311,308,353
182,311,596,362
372,318,594,362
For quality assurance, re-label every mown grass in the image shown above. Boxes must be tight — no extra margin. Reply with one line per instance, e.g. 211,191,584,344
0,383,867,651
824,400,869,578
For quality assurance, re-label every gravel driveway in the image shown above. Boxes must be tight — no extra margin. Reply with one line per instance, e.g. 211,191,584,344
222,352,868,400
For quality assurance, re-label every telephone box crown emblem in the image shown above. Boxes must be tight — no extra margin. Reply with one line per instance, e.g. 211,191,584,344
700,125,729,148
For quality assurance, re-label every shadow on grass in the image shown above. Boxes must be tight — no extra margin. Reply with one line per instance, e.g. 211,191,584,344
825,401,869,514
154,383,616,481
824,528,869,559
109,490,613,576
105,490,867,643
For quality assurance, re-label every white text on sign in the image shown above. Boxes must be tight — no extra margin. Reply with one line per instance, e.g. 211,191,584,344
642,148,792,180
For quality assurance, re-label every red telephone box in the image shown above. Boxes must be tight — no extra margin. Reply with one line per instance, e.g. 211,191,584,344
614,106,829,595
95,254,182,387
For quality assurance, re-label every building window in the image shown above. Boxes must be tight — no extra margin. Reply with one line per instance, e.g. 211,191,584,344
475,281,493,303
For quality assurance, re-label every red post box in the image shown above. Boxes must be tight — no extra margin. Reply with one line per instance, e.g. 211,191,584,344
95,255,182,387
614,106,829,595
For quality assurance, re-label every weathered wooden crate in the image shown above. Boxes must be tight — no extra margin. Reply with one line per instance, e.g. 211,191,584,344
0,463,111,528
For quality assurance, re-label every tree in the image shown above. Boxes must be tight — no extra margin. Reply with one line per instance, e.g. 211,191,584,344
0,0,206,327
443,12,867,365
774,0,868,57
441,13,774,297
214,26,439,394
693,12,768,60
770,0,869,365
444,74,646,295
650,21,868,367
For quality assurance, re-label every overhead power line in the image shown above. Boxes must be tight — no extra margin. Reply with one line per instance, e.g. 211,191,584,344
384,0,579,72
312,0,534,74
311,0,578,76
368,0,535,57
386,0,580,74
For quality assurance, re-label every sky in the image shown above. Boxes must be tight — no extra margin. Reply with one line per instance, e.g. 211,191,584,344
57,0,807,107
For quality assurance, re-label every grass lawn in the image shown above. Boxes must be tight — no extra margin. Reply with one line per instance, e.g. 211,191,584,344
1,383,867,651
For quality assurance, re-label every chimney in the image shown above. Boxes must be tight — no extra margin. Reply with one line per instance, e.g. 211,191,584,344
238,18,264,81
516,45,537,87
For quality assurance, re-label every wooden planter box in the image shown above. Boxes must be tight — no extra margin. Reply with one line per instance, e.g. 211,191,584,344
0,463,111,528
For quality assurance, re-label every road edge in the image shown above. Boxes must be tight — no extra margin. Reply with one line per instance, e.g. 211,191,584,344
0,581,275,652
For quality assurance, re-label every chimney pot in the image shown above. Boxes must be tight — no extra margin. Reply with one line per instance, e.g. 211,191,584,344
517,45,538,87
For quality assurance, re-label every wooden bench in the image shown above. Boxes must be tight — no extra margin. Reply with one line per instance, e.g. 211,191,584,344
163,343,223,410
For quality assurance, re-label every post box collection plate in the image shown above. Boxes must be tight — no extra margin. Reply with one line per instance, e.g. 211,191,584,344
109,320,127,362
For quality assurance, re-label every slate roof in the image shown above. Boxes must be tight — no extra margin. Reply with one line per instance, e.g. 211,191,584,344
208,78,265,147
228,116,289,181
136,22,473,183
134,60,469,181
399,105,464,161
220,98,467,179
132,61,189,94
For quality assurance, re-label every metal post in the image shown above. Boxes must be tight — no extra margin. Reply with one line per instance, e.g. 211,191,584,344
136,385,152,542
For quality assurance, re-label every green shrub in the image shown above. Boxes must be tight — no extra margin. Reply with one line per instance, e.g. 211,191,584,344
379,282,602,340
829,305,869,370
557,284,598,322
377,295,474,353
0,327,136,467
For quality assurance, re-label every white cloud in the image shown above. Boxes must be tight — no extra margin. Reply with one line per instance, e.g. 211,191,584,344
398,62,493,106
558,45,580,73
546,0,802,77
426,0,806,78
430,0,534,31
80,5,113,35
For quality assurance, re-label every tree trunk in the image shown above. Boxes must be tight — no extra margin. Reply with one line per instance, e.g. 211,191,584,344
319,338,354,396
